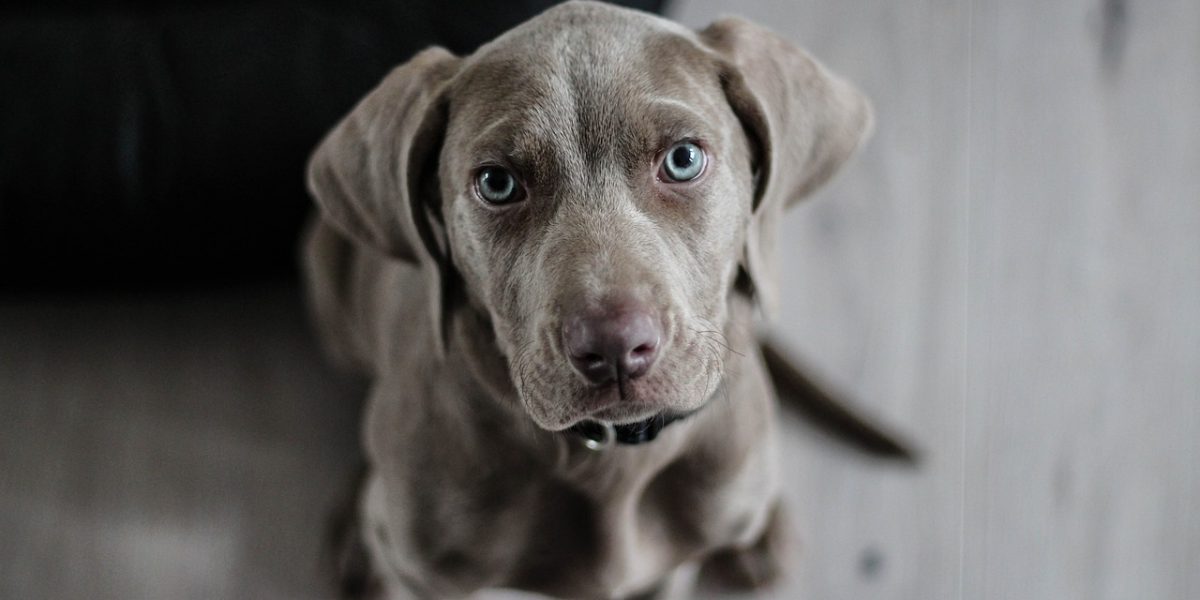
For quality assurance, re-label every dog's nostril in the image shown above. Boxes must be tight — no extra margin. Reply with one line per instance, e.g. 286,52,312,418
562,304,663,386
579,352,605,366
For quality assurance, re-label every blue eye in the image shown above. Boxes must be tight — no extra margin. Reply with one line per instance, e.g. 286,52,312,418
476,166,523,204
660,141,706,182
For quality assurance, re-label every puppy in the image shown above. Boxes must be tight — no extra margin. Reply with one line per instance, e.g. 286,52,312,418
303,2,872,598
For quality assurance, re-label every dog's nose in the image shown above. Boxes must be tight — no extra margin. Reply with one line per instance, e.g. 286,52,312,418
562,305,662,385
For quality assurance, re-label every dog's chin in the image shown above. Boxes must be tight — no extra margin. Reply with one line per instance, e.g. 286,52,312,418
588,402,665,426
513,331,728,431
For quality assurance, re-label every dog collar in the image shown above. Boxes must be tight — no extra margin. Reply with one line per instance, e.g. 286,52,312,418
569,410,696,450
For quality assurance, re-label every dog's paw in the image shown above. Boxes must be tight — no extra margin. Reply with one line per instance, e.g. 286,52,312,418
700,501,792,590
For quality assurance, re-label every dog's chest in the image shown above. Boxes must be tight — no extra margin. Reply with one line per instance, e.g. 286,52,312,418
364,354,778,598
368,432,773,599
508,458,759,595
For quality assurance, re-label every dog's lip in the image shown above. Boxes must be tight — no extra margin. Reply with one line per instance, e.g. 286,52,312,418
585,405,662,424
582,399,665,426
577,378,649,407
567,365,697,424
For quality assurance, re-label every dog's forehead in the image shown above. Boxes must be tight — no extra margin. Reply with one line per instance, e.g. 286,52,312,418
444,4,720,170
465,0,698,73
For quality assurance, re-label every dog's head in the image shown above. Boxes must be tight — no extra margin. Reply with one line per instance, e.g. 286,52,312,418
307,1,871,431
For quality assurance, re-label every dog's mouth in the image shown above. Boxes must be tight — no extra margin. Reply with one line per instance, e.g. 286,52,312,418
575,376,670,420
563,375,711,448
512,319,728,433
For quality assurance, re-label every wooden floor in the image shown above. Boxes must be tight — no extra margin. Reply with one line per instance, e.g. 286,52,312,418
674,0,1200,598
0,286,367,600
2,1,1197,599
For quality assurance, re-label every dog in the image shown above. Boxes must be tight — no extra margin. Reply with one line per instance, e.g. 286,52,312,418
302,2,872,598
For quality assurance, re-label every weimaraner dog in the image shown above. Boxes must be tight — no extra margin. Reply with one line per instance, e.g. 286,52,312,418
302,2,873,598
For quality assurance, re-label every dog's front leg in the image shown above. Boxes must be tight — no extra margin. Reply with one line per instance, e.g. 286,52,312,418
357,475,455,600
623,562,700,600
699,498,791,591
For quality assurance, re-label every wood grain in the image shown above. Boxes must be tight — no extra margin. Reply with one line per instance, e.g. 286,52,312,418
673,0,1200,598
0,287,365,600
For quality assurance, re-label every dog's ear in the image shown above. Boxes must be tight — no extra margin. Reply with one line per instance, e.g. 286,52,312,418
699,18,873,315
306,47,460,355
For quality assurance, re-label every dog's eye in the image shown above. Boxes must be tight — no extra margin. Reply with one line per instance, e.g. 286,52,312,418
660,141,706,182
475,166,523,204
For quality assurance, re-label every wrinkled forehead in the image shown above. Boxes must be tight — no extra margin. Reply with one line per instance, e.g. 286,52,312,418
444,16,725,173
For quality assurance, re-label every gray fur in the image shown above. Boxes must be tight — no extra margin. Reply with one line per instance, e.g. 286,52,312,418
302,2,871,598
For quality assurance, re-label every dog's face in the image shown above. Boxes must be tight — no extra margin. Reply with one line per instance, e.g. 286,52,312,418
439,15,754,430
306,1,872,432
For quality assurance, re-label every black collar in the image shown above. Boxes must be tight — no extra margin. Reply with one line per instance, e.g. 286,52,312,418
569,410,697,449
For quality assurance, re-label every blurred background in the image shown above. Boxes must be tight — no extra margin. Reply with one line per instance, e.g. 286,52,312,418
1,0,1196,598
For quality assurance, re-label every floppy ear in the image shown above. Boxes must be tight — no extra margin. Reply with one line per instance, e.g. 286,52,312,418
306,47,460,355
699,18,873,315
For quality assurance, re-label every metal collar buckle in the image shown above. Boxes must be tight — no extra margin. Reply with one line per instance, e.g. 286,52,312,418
574,420,616,451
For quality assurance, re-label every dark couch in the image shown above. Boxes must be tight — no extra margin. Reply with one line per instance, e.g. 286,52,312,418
0,0,666,290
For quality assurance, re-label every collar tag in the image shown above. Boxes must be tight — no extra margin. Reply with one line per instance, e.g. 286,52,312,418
575,420,616,451
569,409,699,449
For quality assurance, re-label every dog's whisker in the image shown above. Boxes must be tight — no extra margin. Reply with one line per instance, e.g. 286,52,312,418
699,334,728,373
699,345,718,403
689,325,744,357
698,340,730,406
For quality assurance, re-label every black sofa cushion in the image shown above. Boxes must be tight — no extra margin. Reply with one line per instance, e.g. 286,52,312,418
0,0,666,290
